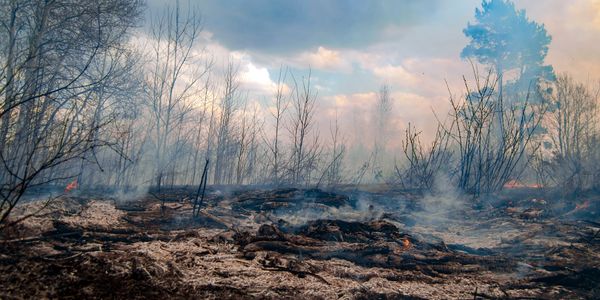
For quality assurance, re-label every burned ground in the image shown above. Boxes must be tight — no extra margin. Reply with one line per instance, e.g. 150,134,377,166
1,187,599,299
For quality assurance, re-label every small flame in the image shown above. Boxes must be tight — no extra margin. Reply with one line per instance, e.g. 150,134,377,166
65,179,78,193
575,200,590,211
504,180,543,189
402,237,411,250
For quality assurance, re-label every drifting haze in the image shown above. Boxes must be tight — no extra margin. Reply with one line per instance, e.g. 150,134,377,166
143,0,600,151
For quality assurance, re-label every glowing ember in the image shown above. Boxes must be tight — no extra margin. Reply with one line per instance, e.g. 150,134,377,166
402,237,411,249
65,179,78,193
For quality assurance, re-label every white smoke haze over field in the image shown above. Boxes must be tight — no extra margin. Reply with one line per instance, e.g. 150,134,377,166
417,173,466,225
272,194,388,227
2,0,600,225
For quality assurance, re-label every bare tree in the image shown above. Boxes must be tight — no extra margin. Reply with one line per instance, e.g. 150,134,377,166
288,70,321,185
245,108,265,184
235,101,250,185
144,1,209,190
539,74,600,194
76,45,145,188
188,74,214,186
213,61,241,184
266,66,289,185
0,0,143,225
234,102,263,185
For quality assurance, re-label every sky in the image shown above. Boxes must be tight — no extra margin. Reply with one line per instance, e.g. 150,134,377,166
144,0,600,149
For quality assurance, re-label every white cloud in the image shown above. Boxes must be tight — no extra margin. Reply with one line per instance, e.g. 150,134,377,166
194,31,280,97
373,64,419,86
239,61,277,94
295,46,353,72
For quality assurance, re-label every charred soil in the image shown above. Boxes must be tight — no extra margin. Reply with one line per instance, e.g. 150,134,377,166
1,187,599,299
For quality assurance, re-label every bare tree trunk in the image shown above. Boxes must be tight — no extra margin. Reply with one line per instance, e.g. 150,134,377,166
213,61,240,185
288,70,320,186
268,67,289,185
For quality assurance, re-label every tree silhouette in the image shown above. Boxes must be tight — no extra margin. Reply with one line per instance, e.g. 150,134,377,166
461,0,555,94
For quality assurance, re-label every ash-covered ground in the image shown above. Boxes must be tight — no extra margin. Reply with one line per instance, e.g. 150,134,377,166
1,186,599,299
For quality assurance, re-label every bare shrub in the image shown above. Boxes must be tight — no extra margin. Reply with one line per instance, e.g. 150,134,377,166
396,123,452,190
395,71,546,196
448,72,546,195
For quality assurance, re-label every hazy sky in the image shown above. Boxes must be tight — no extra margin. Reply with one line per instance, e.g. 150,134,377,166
144,0,600,147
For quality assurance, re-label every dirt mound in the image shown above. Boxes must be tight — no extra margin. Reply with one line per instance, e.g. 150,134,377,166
297,219,408,243
232,188,352,213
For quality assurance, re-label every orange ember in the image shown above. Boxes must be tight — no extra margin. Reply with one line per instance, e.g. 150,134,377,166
65,179,78,193
402,237,411,249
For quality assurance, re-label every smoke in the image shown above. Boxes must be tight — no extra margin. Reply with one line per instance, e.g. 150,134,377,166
270,192,389,227
260,174,465,230
414,172,466,226
112,185,150,204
